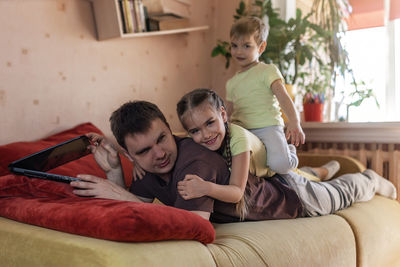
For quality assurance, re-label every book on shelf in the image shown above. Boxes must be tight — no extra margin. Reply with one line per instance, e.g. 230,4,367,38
119,0,134,33
134,0,147,32
148,13,189,31
119,0,147,33
162,0,191,18
118,0,127,33
128,0,138,32
143,0,191,17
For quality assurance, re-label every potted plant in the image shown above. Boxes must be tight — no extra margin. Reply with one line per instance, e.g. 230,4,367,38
297,64,330,121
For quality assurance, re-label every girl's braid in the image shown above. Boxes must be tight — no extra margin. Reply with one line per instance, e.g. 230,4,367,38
223,121,232,169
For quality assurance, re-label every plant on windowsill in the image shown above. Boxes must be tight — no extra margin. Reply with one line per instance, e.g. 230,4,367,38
335,80,380,122
297,64,330,122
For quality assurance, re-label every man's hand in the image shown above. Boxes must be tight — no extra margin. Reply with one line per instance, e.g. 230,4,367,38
177,174,209,200
71,174,138,201
285,122,305,146
87,133,121,173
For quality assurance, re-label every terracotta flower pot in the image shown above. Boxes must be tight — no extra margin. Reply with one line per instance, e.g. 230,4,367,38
303,103,324,122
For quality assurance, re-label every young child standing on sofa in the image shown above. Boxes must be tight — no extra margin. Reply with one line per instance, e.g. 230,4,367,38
176,88,337,219
226,16,304,174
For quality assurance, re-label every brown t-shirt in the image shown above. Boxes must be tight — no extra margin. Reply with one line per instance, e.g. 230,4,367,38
130,137,303,223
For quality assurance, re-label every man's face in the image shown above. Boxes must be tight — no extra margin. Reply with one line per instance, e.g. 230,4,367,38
124,118,177,175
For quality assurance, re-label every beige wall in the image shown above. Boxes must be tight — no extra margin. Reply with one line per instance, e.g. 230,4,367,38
0,0,278,145
0,0,225,144
210,0,242,98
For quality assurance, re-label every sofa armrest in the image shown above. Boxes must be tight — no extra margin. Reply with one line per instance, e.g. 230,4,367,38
298,153,366,178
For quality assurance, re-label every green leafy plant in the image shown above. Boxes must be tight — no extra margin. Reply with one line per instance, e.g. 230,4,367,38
347,82,379,108
336,80,380,121
311,0,380,117
311,0,351,89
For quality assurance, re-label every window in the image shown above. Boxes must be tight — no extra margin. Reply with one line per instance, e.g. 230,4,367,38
332,1,400,122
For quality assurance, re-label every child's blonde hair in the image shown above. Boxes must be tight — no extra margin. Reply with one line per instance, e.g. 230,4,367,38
176,88,248,220
230,16,267,45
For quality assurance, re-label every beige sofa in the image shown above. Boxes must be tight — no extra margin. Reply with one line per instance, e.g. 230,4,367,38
1,154,400,267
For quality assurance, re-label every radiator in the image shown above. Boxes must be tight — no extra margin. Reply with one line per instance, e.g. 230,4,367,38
299,122,400,201
299,142,400,200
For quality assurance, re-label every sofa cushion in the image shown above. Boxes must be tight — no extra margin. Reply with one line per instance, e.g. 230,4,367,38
0,216,216,267
336,196,400,267
0,123,216,244
208,215,356,267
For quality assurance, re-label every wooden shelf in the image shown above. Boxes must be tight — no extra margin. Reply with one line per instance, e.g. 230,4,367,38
91,0,209,40
120,25,209,38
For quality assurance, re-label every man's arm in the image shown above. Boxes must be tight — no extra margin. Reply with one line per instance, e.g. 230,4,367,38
71,174,153,202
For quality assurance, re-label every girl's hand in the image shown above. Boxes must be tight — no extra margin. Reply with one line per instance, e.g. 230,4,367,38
285,122,305,146
132,162,145,181
86,133,120,173
177,174,209,200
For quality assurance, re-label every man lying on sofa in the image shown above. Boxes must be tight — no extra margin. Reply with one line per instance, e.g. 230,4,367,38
70,100,397,222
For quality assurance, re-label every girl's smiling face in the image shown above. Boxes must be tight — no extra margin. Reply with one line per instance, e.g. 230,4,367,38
181,102,227,151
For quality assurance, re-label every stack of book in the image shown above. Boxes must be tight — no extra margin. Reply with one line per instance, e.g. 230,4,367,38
147,13,189,31
119,0,148,33
119,0,190,34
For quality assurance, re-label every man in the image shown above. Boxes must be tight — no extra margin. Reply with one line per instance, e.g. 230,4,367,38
71,101,396,222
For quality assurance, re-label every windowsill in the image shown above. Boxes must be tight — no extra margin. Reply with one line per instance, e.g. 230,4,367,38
301,121,400,143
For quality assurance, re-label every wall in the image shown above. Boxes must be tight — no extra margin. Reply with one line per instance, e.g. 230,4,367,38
210,0,241,97
0,0,215,144
0,0,297,145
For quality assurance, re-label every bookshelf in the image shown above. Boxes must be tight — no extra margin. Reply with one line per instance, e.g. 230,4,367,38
91,0,210,40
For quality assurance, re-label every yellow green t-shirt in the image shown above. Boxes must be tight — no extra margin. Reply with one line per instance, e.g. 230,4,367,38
226,63,285,129
225,123,275,178
224,124,320,181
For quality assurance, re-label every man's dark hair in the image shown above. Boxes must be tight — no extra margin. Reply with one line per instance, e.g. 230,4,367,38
109,101,169,150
